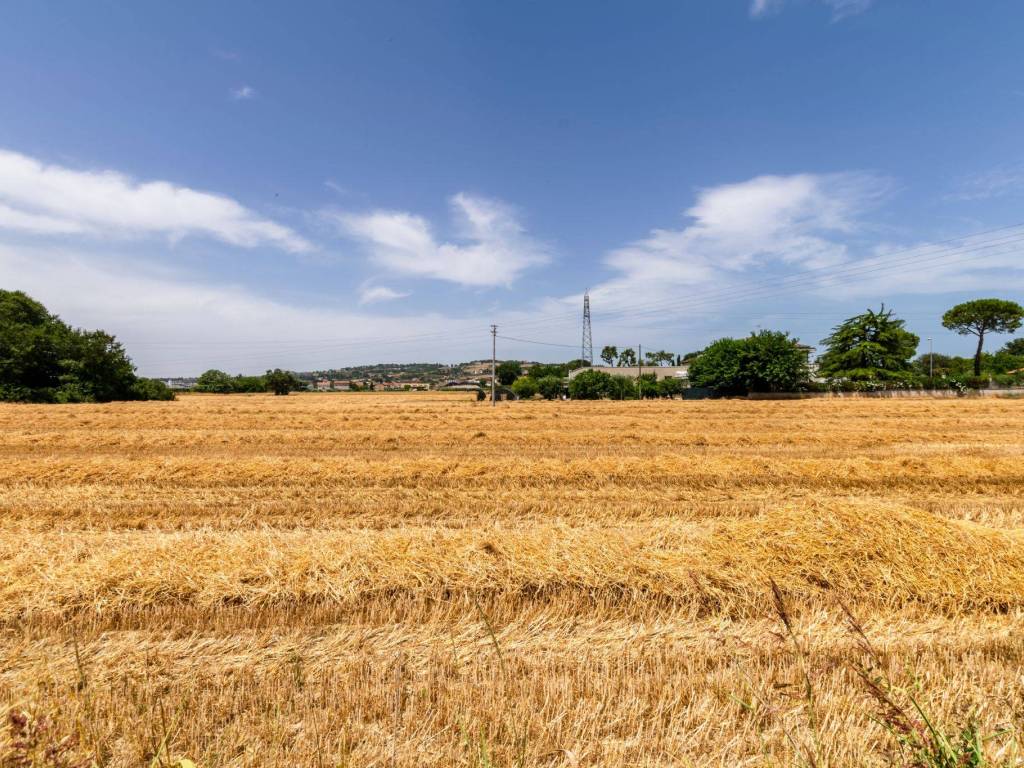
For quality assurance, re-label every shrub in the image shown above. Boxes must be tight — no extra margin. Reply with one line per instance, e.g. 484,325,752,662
131,378,175,401
657,377,685,398
511,376,539,399
535,375,564,400
568,370,615,399
194,369,235,394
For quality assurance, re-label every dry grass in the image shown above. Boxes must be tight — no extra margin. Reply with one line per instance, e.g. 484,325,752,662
1,393,1023,766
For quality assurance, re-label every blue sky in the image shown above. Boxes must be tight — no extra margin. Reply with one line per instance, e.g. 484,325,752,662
1,0,1023,375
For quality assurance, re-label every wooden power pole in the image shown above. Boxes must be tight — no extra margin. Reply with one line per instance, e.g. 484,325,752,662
490,324,497,406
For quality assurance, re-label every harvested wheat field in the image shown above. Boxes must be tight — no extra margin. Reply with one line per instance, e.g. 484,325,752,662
2,393,1024,767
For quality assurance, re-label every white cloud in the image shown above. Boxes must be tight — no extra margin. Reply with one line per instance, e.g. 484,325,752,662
0,148,310,252
330,193,550,288
0,243,484,375
359,284,410,304
230,85,257,100
751,0,874,21
589,172,888,310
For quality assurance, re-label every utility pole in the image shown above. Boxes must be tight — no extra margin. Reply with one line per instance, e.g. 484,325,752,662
490,324,497,406
928,336,933,383
637,344,642,400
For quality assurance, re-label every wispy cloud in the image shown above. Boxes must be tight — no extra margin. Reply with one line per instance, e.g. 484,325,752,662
230,85,257,100
586,172,889,311
0,148,311,252
812,234,1024,299
359,284,410,305
751,0,874,21
324,180,350,196
946,164,1024,201
328,193,550,288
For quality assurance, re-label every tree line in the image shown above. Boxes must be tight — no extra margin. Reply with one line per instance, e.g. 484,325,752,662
0,290,174,403
192,368,305,396
3,289,1021,403
0,290,308,403
565,298,1023,399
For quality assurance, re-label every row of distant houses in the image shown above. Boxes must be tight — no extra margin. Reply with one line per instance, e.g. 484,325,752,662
313,379,431,392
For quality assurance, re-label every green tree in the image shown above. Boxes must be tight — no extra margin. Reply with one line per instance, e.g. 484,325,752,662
657,376,685,398
617,348,637,367
495,360,522,385
565,358,591,371
0,289,163,403
568,369,614,399
511,376,539,399
59,329,138,402
535,375,564,400
942,299,1024,376
527,363,568,379
131,378,175,401
818,306,919,383
645,350,675,367
265,368,304,396
739,331,810,393
0,290,64,401
600,345,618,366
912,353,973,379
990,349,1024,375
194,369,235,394
232,374,267,393
1002,338,1024,356
687,338,746,395
607,375,637,400
637,373,659,398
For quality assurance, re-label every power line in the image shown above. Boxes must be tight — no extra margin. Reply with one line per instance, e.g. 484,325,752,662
498,224,1024,333
496,335,578,349
143,221,1024,372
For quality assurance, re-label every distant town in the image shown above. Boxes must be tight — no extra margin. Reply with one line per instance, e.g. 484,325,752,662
161,360,530,392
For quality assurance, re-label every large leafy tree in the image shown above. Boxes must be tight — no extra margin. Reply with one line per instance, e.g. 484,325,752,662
265,369,304,395
0,291,64,401
687,333,808,394
495,360,522,385
687,338,745,395
527,362,568,379
817,306,919,383
599,345,618,366
567,369,615,399
739,331,810,393
194,369,235,394
535,375,564,400
942,299,1024,376
0,289,162,402
60,330,138,402
510,376,539,399
1003,338,1024,356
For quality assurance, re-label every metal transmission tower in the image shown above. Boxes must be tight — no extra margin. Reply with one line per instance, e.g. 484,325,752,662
581,291,593,365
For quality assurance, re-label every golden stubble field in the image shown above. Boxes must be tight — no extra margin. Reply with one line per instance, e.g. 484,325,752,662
1,392,1023,767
